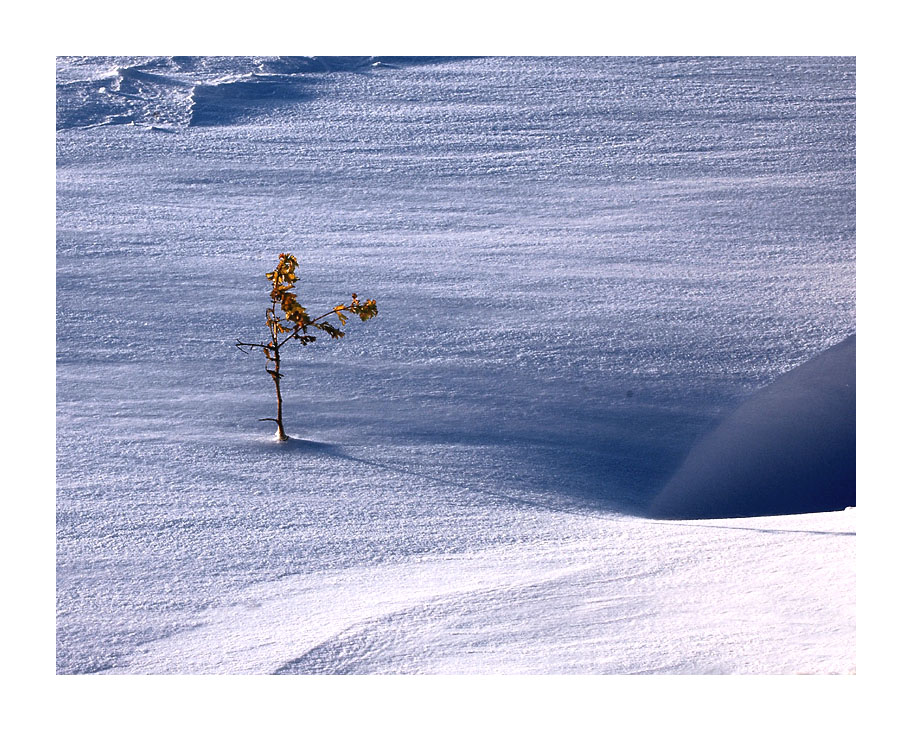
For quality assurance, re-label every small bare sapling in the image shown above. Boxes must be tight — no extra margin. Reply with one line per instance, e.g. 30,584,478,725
236,253,378,440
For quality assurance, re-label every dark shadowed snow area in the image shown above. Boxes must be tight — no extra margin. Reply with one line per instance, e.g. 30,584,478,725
650,334,855,519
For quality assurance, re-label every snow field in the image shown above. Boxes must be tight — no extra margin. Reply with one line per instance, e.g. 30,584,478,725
57,56,855,674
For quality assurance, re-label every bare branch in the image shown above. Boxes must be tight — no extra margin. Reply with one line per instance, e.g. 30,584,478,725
310,307,345,324
277,327,303,349
236,339,271,352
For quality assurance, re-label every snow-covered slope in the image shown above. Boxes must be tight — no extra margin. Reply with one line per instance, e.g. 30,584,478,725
99,508,854,675
56,56,855,674
652,334,855,519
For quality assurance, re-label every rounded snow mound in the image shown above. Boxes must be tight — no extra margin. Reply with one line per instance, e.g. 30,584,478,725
650,334,856,519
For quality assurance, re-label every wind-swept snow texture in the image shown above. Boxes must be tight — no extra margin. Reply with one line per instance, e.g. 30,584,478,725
57,57,855,674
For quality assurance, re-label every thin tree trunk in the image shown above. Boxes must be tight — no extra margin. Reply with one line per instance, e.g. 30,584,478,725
269,345,289,441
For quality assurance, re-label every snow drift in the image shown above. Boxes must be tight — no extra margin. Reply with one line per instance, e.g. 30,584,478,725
650,334,856,519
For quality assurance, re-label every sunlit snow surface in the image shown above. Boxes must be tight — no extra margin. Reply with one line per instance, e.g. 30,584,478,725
56,56,855,674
